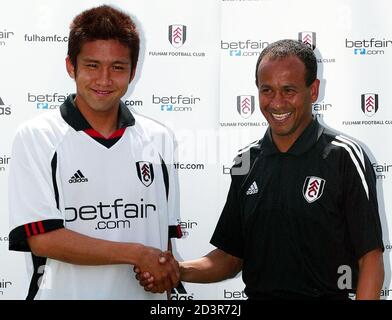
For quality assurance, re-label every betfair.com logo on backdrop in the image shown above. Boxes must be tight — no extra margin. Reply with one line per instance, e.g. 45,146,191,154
372,162,391,181
298,31,316,50
0,29,15,47
153,94,201,112
345,38,391,55
28,92,68,110
361,93,378,117
169,25,186,48
0,154,10,173
237,95,255,119
312,101,333,119
221,39,269,57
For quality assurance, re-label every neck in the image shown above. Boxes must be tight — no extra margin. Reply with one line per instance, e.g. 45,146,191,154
272,134,296,153
75,97,119,138
272,118,313,153
88,112,118,138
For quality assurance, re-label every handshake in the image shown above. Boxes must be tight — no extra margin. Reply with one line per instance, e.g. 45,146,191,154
133,246,181,294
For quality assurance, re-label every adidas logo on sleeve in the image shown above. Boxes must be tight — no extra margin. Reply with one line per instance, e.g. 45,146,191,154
246,181,258,195
68,170,88,183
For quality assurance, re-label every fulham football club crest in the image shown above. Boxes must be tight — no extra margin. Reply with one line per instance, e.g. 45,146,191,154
169,25,187,48
237,95,255,119
303,176,325,203
298,31,316,50
361,93,378,117
136,161,154,187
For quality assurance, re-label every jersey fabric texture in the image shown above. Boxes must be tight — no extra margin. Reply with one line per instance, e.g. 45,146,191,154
8,95,182,300
211,119,384,299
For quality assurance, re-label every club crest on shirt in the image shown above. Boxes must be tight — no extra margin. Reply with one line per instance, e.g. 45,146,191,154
136,161,154,187
303,176,325,203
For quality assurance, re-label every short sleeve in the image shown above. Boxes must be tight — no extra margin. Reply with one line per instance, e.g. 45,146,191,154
166,135,182,239
157,129,181,240
342,148,384,259
8,126,64,252
210,174,244,258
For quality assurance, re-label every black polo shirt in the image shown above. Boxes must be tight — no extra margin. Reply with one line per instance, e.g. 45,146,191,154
211,119,383,299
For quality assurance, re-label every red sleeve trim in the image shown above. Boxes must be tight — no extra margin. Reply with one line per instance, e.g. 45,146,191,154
24,221,46,238
24,224,31,237
9,219,64,252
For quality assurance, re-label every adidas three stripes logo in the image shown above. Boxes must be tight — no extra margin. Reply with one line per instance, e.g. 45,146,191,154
68,170,88,183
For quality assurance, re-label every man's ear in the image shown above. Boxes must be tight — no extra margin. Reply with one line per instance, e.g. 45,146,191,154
65,56,76,79
310,79,320,103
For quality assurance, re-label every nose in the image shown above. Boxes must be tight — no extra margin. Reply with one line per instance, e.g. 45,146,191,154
269,91,285,109
96,67,113,86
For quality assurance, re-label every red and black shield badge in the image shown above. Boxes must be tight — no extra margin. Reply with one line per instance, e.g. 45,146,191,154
136,161,154,187
303,176,325,203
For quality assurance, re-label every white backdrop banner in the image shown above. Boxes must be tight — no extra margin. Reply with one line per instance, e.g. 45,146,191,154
0,0,391,299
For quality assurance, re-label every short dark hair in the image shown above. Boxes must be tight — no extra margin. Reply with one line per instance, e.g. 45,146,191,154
255,39,317,87
67,5,140,73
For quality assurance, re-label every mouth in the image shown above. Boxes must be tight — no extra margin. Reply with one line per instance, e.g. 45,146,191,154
92,89,113,96
271,112,292,121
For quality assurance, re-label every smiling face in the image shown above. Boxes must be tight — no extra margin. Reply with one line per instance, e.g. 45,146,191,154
257,55,319,152
66,39,134,116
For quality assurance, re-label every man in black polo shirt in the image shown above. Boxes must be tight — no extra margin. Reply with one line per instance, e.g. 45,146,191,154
137,39,384,299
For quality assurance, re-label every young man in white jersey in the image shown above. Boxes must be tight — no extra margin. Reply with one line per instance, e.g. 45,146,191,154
8,5,181,299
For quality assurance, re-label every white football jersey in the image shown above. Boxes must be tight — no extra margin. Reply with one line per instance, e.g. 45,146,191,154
9,95,181,299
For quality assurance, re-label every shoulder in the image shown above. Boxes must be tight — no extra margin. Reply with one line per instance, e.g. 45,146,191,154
132,112,175,141
231,139,262,174
13,111,69,151
319,126,368,166
131,112,177,163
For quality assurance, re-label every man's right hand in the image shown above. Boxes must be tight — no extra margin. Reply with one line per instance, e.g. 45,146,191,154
135,248,179,293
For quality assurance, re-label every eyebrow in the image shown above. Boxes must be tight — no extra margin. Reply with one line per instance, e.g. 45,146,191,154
259,84,298,89
81,58,130,65
282,84,297,88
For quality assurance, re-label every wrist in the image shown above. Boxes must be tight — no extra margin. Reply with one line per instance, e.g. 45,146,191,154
123,242,145,266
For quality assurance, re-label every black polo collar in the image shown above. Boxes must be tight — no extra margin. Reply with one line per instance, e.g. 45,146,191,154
60,94,135,131
59,94,135,148
261,118,323,156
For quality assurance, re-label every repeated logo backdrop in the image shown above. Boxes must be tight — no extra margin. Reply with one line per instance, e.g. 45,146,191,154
0,0,391,299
